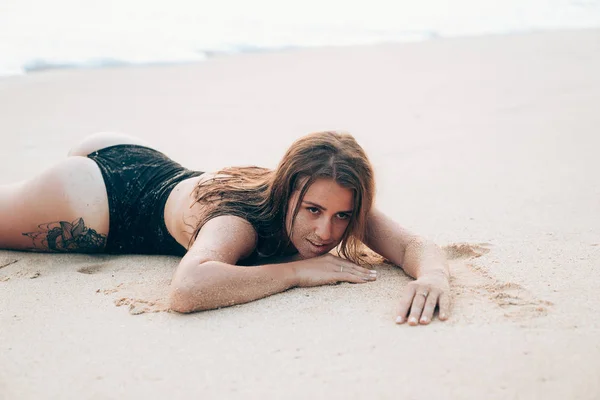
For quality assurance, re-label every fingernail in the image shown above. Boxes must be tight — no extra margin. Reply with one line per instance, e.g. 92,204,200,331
395,316,403,324
370,270,377,274
409,317,417,324
420,316,428,323
440,313,447,320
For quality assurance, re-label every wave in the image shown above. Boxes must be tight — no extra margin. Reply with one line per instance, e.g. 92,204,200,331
2,0,599,78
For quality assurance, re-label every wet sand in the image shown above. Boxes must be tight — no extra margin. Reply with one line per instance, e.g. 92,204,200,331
1,30,599,399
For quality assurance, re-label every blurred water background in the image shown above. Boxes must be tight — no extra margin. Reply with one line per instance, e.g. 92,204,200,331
1,0,600,77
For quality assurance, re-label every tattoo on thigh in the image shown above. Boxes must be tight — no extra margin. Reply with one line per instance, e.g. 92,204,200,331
23,218,107,253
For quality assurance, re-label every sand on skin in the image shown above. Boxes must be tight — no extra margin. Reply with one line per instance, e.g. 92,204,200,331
1,30,600,399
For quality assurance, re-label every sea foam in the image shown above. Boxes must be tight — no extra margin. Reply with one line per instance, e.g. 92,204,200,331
1,0,599,77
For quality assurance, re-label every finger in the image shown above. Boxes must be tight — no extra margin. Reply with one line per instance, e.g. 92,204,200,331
351,267,377,281
338,264,377,281
419,293,439,325
407,291,428,326
395,286,416,324
338,260,372,274
341,267,376,283
335,264,370,283
340,272,371,284
351,265,376,275
438,293,451,321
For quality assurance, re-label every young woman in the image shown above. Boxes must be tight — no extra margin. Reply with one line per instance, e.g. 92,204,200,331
0,131,450,325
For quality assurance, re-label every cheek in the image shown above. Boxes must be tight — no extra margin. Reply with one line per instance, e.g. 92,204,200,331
286,210,307,240
333,221,350,239
291,213,312,236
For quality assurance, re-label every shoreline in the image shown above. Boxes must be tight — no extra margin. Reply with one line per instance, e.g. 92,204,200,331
1,28,598,81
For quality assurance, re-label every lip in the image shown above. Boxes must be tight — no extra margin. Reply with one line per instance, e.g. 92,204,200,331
307,239,332,251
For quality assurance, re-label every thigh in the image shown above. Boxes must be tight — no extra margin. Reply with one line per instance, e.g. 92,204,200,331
0,156,110,252
67,131,152,157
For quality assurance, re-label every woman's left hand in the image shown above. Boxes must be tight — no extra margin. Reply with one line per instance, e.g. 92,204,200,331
395,271,451,326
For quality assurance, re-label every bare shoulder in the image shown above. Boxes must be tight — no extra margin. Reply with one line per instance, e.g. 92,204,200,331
182,215,258,266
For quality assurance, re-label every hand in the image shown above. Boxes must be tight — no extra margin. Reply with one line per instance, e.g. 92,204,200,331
292,253,377,287
395,271,451,326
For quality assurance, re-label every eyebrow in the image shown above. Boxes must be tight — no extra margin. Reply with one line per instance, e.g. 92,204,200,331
302,200,353,214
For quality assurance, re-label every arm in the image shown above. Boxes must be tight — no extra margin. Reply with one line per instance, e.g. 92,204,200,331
171,260,297,313
364,208,451,325
364,208,449,279
169,215,374,313
169,215,292,312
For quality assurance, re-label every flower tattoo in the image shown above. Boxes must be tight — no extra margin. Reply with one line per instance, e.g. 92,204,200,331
23,218,106,252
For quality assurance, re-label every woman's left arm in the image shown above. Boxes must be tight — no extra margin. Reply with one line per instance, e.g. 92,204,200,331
364,208,451,326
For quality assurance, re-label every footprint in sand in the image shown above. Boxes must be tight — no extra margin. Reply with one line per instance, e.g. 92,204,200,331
77,263,110,275
444,242,553,322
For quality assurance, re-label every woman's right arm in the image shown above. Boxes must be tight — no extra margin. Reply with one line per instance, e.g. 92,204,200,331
169,215,376,313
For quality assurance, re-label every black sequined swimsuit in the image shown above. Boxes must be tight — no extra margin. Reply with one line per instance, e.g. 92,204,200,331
87,145,203,256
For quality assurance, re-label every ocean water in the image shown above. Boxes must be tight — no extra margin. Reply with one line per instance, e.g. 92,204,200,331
1,0,599,77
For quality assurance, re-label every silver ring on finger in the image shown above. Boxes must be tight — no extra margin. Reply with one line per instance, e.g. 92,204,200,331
417,291,428,297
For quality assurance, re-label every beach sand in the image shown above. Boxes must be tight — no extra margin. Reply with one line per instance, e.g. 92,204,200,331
1,30,599,399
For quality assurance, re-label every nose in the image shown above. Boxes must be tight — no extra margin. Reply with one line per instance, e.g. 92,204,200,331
315,218,333,242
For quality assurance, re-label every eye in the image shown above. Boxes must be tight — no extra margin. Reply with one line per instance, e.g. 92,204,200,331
307,207,320,214
336,213,351,220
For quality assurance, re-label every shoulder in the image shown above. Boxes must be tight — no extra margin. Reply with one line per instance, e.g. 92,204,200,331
184,215,258,265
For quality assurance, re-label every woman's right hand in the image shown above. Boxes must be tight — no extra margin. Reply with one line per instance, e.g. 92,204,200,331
292,253,377,287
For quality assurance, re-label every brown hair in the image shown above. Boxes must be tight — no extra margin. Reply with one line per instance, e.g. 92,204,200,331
190,131,375,264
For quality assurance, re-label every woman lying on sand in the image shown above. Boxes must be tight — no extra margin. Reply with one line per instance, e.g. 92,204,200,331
0,131,450,325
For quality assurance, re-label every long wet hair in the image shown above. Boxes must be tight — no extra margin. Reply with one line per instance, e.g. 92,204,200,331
190,131,375,264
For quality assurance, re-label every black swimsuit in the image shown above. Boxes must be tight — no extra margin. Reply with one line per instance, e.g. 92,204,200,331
87,145,204,256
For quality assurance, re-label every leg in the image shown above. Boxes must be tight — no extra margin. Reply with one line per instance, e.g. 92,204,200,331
67,132,151,157
0,157,109,252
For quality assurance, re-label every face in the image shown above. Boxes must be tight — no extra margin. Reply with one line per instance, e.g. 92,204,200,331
285,178,354,259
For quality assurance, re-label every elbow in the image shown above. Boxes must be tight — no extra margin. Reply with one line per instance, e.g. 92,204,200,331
169,283,216,313
168,263,212,313
169,259,240,313
168,284,198,313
